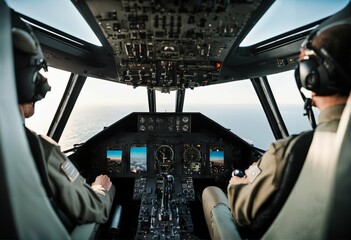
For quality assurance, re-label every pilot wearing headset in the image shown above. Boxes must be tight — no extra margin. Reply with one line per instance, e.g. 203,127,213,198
202,22,351,237
13,25,115,225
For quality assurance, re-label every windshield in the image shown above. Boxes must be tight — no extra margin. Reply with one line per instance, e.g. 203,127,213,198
26,67,309,151
184,80,274,149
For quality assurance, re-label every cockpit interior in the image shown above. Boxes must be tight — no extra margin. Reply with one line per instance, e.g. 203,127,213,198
69,111,262,238
1,0,351,239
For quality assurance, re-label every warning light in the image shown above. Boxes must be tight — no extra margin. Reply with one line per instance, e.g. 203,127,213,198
215,62,221,69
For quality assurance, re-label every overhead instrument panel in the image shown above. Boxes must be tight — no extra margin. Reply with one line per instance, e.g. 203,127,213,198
86,0,263,91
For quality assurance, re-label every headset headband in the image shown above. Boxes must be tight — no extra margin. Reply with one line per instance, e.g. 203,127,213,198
296,20,351,96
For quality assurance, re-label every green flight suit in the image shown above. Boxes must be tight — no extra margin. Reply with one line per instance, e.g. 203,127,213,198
38,135,115,224
227,103,345,226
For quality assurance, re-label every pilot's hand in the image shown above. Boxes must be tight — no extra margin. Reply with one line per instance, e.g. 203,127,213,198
91,184,106,196
92,175,112,191
229,175,249,185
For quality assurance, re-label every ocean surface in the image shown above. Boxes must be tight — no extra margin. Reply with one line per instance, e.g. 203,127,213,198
27,104,316,151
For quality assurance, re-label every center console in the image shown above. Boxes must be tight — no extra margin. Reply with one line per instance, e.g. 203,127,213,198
134,175,196,239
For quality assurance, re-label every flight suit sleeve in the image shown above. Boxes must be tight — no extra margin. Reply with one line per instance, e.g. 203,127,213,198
227,137,291,227
39,136,115,224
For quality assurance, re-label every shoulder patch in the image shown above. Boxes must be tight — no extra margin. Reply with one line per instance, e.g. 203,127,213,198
246,163,262,183
61,159,80,182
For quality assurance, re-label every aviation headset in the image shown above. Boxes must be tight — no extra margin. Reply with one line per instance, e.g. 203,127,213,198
12,26,51,104
295,20,351,96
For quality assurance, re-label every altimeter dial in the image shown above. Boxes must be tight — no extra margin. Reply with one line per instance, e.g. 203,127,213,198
155,145,174,163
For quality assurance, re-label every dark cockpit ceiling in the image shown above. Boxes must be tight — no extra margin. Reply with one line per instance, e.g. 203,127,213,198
26,0,308,93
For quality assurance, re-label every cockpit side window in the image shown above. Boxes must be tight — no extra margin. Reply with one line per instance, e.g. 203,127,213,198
25,67,69,138
267,70,318,135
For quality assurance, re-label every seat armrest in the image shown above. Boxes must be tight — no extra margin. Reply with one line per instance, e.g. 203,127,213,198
109,205,123,236
212,204,241,240
202,186,241,240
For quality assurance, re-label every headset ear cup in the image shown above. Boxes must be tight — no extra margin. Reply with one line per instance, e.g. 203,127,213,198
305,72,318,90
316,62,331,91
298,59,320,91
33,73,51,102
16,66,37,103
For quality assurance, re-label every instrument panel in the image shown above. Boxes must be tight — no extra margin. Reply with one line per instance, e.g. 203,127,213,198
72,112,261,180
105,142,226,177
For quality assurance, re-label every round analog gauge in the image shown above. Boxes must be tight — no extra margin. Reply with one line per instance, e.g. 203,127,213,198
155,145,174,163
139,116,146,124
148,117,154,123
182,124,189,132
182,116,189,123
183,146,201,163
156,117,163,124
139,125,146,131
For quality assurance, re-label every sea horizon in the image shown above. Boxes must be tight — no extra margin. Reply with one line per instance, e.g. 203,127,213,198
26,103,315,151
